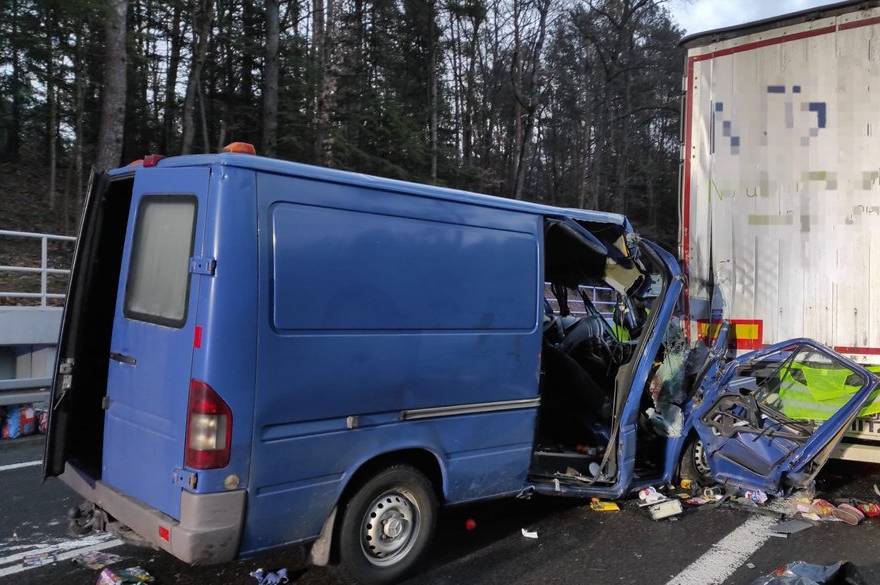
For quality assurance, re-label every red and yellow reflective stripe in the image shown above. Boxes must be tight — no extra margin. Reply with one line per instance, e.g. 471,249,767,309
697,319,763,350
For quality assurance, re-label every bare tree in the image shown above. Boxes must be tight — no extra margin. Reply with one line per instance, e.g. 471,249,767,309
161,1,186,153
182,0,214,155
262,0,280,156
510,0,552,199
314,0,340,165
95,0,128,171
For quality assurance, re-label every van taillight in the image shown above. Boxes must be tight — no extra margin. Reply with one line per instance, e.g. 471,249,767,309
185,380,232,469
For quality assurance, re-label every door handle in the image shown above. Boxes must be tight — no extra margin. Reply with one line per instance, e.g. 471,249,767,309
109,352,137,366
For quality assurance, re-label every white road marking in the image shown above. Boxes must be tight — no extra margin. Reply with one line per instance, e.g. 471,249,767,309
0,460,41,472
664,514,778,585
0,533,122,573
0,536,124,578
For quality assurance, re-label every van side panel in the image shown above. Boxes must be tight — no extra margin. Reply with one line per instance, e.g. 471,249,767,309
241,172,542,553
189,166,258,494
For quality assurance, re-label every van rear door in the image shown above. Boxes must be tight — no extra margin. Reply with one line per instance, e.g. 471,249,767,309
101,167,209,519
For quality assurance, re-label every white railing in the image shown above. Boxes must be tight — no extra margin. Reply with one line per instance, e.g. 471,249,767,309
0,229,76,307
544,283,617,319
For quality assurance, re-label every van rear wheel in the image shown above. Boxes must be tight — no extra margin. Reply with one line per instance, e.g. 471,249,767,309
335,466,437,585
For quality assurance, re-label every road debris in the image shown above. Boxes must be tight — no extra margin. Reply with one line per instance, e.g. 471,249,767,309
833,503,863,526
637,487,665,505
744,490,769,505
520,528,538,539
808,499,837,520
635,486,685,520
589,498,619,512
749,561,870,585
2,406,36,439
855,501,880,518
72,550,123,570
647,498,683,520
96,566,155,584
770,519,814,537
22,551,56,568
249,567,289,585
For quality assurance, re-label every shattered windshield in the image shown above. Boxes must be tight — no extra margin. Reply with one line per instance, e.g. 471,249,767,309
646,316,690,437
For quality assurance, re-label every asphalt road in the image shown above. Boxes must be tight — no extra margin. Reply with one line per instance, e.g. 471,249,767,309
4,439,880,585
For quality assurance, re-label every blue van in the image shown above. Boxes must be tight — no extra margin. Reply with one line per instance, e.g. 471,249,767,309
44,151,878,584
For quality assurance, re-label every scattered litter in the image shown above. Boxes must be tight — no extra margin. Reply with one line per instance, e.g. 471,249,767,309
589,498,619,512
680,479,693,490
638,487,665,505
2,405,36,439
855,502,880,518
588,462,601,477
647,498,683,521
744,489,768,505
749,561,869,585
36,407,48,434
833,503,863,526
520,528,538,539
685,494,723,507
873,483,880,498
808,499,837,520
73,550,123,570
250,568,289,585
771,519,814,536
747,563,756,569
464,518,477,531
96,566,155,585
22,551,56,568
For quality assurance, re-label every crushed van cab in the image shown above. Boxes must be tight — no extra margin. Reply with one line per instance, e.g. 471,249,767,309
43,151,878,585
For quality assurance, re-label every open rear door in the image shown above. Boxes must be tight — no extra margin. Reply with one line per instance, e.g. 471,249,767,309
693,339,878,492
44,170,119,479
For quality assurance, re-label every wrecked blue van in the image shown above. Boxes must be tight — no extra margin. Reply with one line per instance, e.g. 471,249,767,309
44,152,879,584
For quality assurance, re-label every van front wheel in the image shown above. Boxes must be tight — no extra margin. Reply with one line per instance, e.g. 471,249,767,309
679,437,714,486
335,466,437,585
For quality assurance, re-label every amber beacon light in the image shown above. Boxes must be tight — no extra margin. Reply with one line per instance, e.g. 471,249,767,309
223,142,257,155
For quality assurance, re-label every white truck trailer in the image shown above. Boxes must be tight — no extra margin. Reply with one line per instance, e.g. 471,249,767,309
679,0,880,462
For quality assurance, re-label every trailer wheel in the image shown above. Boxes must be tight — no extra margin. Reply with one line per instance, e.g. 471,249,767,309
679,437,714,486
334,465,437,585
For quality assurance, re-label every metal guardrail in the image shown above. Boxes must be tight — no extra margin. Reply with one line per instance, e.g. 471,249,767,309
0,377,51,406
0,229,76,307
0,229,72,409
544,284,617,319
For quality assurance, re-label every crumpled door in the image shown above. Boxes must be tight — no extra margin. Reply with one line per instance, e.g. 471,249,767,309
692,339,878,492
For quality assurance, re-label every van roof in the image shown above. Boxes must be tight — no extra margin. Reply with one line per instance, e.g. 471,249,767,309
680,0,874,49
113,153,630,228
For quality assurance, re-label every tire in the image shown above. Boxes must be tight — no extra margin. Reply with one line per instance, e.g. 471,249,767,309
679,436,714,487
334,465,438,585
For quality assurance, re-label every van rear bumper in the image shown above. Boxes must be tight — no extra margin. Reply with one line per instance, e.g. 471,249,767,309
60,464,245,565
